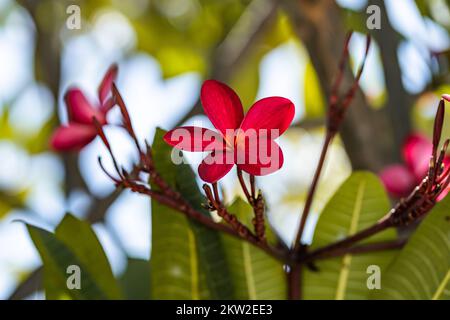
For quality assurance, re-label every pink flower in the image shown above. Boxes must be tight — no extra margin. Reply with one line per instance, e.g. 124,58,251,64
50,64,118,151
164,80,295,183
380,133,450,198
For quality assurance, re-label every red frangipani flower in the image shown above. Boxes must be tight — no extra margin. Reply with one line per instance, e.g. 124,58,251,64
380,133,450,198
50,64,118,151
164,80,295,183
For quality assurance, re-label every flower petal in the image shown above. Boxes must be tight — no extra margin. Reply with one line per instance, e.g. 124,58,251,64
402,133,431,181
198,151,234,183
379,164,416,198
98,63,118,107
239,96,295,138
200,80,244,135
442,94,450,103
235,137,284,176
163,126,225,151
50,124,97,151
65,88,105,125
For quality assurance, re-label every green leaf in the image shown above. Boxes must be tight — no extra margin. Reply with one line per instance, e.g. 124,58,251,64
120,258,151,300
55,214,122,299
303,172,398,299
150,128,233,299
27,214,121,299
371,197,450,300
222,198,287,299
27,224,109,299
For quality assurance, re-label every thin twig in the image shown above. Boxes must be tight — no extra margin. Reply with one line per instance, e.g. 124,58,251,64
237,168,252,203
250,175,256,199
293,131,333,251
309,239,407,261
303,217,393,262
212,182,221,203
288,32,372,300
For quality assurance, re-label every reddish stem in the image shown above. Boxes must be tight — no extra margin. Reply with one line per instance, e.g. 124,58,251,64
293,131,333,251
311,239,406,261
303,217,393,262
237,168,252,203
250,175,256,199
288,264,302,300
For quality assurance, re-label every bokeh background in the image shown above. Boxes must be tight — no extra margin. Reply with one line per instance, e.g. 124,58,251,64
0,0,449,299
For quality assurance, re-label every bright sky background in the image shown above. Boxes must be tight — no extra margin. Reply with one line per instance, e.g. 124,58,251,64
0,0,449,298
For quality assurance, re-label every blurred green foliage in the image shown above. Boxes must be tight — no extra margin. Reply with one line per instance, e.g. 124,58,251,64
28,214,121,299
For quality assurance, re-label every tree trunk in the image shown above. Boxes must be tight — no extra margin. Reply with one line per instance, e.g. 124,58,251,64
283,0,397,171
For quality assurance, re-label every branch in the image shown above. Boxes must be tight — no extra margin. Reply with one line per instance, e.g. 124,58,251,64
292,31,371,252
123,174,288,262
292,131,333,251
304,216,393,262
310,239,407,261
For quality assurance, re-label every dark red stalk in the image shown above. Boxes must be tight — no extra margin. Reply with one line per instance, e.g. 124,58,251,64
250,175,256,199
212,182,221,202
288,33,371,300
308,239,406,261
237,168,252,203
303,217,393,262
287,264,302,300
93,117,122,179
293,131,333,252
112,83,141,153
293,33,371,252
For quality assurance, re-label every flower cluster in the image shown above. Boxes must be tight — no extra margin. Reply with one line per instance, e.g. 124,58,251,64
380,133,450,198
50,64,117,151
50,68,295,184
380,97,450,201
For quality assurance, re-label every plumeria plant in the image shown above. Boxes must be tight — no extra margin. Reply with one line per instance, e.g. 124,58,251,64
26,32,450,300
380,133,450,199
51,64,118,150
